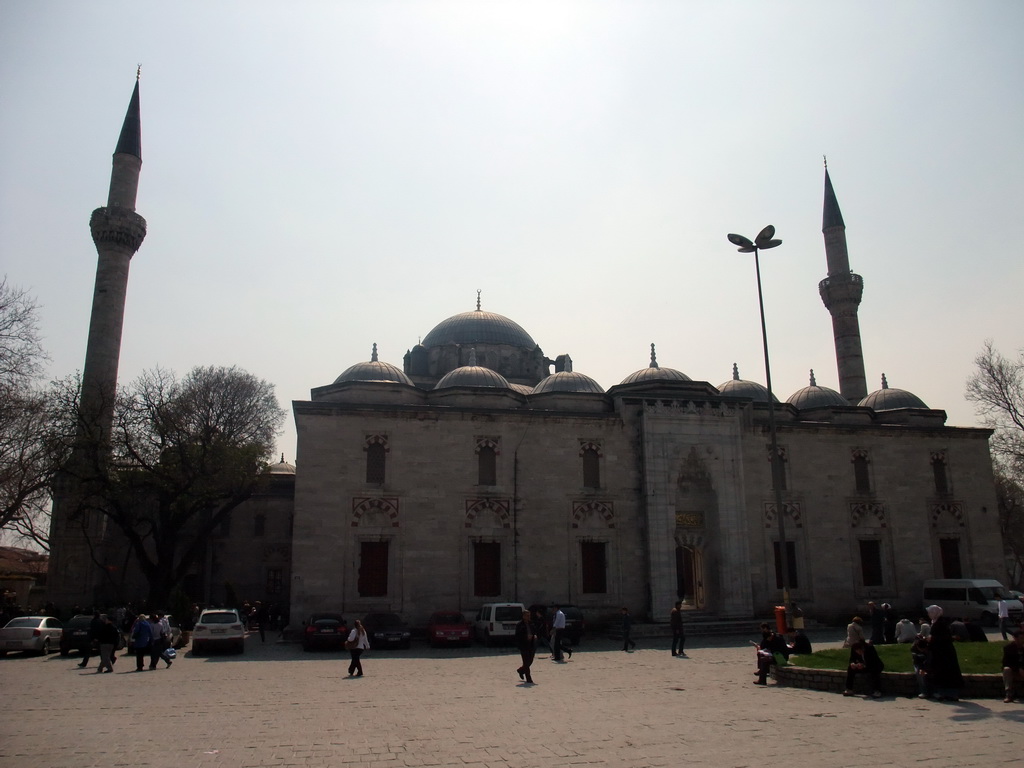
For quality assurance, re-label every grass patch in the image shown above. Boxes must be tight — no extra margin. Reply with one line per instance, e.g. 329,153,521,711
788,642,1007,674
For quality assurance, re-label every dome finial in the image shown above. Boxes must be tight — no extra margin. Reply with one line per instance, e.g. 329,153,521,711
809,369,817,387
732,362,740,381
881,373,889,389
279,453,284,463
371,343,378,363
649,343,659,369
468,347,478,366
476,289,481,311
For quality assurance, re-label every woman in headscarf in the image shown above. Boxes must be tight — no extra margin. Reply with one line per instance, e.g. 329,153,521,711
925,604,964,701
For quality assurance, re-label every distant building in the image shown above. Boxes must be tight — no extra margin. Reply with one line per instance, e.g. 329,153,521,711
1,546,49,608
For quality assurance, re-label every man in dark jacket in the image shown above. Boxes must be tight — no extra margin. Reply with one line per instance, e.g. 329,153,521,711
620,607,637,652
1002,631,1024,703
844,640,884,697
77,611,106,669
515,610,536,684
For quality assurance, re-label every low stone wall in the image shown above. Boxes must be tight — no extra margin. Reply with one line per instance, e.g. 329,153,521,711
773,664,1005,699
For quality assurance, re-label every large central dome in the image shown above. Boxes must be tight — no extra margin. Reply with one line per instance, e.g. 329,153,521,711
422,309,536,349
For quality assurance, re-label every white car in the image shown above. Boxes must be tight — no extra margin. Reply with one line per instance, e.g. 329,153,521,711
191,609,245,654
0,616,64,656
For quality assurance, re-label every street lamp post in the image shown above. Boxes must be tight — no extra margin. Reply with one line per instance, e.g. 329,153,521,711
727,226,791,617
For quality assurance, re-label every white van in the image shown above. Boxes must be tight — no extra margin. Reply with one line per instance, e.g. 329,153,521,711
921,579,1023,625
474,602,526,645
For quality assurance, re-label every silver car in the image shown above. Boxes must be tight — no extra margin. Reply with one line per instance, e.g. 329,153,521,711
0,616,64,656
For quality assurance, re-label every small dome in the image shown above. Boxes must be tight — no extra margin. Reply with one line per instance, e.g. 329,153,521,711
716,363,777,404
268,454,296,475
508,383,534,396
422,297,536,349
434,349,511,390
858,374,928,410
334,344,414,386
786,369,848,409
533,371,605,395
620,343,691,385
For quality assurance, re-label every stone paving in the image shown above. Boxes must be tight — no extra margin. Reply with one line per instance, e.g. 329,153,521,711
1,631,1020,767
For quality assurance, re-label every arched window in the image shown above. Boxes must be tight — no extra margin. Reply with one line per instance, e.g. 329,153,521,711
366,442,386,484
478,445,497,486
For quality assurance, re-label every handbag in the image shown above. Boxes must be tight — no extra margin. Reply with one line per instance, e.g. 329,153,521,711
344,638,358,650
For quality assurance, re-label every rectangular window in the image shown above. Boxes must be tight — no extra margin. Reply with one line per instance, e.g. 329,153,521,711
581,541,607,593
939,537,962,578
582,449,600,489
770,453,787,491
858,539,883,587
358,541,389,597
366,443,386,484
265,567,283,595
853,456,870,494
933,460,949,495
772,540,798,589
478,447,497,486
473,542,501,596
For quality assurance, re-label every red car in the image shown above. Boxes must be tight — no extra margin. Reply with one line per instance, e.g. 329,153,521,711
427,611,473,647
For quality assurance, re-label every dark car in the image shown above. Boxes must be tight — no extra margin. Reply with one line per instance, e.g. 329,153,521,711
302,613,348,651
362,612,411,649
59,614,96,656
427,611,473,647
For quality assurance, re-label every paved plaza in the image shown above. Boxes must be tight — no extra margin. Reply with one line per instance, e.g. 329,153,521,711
1,631,1020,767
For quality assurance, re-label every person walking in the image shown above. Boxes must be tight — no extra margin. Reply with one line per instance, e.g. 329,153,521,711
96,614,120,674
346,619,369,677
670,601,686,657
550,605,567,662
129,613,154,671
515,610,536,684
925,604,964,701
149,613,172,669
77,610,105,669
998,597,1011,641
620,607,637,652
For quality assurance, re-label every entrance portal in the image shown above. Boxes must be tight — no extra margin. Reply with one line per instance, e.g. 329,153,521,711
675,544,705,610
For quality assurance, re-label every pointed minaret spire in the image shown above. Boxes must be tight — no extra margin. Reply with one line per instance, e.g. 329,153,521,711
649,343,659,369
371,343,378,362
817,165,867,404
732,363,740,381
49,75,149,608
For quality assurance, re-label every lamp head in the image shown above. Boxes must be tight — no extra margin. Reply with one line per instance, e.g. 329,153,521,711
755,225,782,250
727,233,756,253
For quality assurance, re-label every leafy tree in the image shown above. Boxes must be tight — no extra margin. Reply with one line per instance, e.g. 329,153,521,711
0,278,60,544
62,365,285,605
966,340,1024,587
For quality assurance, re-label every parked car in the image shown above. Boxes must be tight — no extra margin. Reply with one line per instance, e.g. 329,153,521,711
475,603,526,646
302,613,349,651
191,608,245,654
427,611,473,647
0,616,63,656
362,612,411,649
59,614,96,656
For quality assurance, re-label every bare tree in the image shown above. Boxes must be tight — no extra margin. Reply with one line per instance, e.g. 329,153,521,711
966,340,1024,473
64,365,286,605
966,340,1024,586
0,278,59,543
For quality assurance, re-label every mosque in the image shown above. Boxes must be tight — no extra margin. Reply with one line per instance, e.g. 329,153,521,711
48,79,1004,627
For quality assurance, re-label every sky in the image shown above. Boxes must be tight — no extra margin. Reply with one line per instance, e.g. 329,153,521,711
2,0,1023,464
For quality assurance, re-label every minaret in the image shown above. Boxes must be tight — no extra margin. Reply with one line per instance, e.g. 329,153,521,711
47,75,147,607
817,164,867,404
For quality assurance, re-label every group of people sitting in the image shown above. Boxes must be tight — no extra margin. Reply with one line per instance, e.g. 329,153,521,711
752,624,812,685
